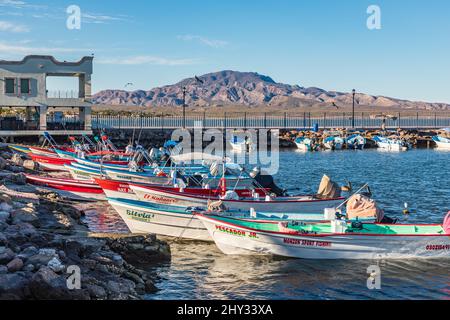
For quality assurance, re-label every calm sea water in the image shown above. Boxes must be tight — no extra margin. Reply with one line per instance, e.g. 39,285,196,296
83,149,450,300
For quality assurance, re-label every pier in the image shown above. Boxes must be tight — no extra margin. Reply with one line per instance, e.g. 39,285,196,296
91,111,450,130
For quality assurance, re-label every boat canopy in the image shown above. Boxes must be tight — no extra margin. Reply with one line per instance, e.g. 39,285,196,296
346,194,384,222
316,175,341,199
171,152,230,164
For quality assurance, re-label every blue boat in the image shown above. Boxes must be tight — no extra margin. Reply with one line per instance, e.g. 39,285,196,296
346,134,366,150
294,137,319,151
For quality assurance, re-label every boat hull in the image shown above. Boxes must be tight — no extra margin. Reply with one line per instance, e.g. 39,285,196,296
434,141,450,150
198,215,450,259
130,185,344,214
94,179,139,200
25,174,106,201
107,198,211,241
30,154,73,171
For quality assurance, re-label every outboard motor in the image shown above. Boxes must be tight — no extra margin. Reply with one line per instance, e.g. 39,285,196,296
250,167,285,196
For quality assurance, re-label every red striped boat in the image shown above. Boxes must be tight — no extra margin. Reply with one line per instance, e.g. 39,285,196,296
30,153,133,172
25,174,106,201
94,178,269,201
129,184,345,214
30,153,73,171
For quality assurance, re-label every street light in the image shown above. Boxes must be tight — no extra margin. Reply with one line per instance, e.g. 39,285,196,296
182,86,187,129
181,76,204,129
352,89,356,129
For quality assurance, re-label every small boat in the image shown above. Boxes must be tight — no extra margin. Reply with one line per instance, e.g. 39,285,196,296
196,212,450,259
94,178,270,201
28,146,59,157
94,178,139,200
102,167,173,185
323,136,345,150
64,163,104,181
230,135,255,152
30,153,73,171
345,134,366,150
432,136,450,150
25,174,106,201
294,137,318,151
8,145,31,154
373,136,409,151
129,184,345,214
106,198,365,241
72,156,208,174
107,198,211,241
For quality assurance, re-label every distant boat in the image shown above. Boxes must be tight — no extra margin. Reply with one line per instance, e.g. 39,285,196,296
373,136,409,151
323,136,345,150
230,135,254,152
432,136,450,150
294,137,318,151
346,134,366,150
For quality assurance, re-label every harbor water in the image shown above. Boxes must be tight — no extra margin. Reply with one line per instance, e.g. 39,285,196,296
83,149,450,299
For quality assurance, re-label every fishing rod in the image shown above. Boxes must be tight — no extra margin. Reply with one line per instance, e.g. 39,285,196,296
335,183,369,210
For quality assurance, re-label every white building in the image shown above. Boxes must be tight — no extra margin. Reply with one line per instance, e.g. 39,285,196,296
0,55,93,138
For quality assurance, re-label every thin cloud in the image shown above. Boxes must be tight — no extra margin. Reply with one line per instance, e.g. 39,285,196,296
178,34,229,48
0,0,45,9
0,20,29,32
82,13,130,24
97,55,198,66
0,41,93,55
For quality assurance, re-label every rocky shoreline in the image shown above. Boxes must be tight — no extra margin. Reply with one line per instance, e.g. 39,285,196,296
0,145,171,300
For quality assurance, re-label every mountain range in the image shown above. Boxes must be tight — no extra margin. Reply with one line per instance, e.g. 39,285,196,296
92,70,450,110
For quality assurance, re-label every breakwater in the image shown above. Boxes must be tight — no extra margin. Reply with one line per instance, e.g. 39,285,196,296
4,128,445,150
0,144,171,300
87,128,443,149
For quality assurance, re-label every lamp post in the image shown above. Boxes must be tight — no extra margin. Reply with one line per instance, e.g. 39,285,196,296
182,86,187,129
352,89,356,129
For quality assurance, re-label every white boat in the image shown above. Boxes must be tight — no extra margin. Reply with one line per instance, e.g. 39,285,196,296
107,197,374,242
129,184,345,214
197,213,450,259
345,134,366,150
64,164,104,181
107,198,211,241
294,137,318,151
373,136,409,151
94,178,139,200
432,136,450,150
323,136,345,150
230,136,255,152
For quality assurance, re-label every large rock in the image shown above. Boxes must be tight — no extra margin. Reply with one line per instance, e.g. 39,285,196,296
27,251,57,268
22,160,38,171
7,258,24,272
29,266,90,300
0,211,10,223
105,235,171,266
11,208,40,227
47,257,65,273
11,153,23,166
0,156,7,170
0,246,15,264
0,273,29,299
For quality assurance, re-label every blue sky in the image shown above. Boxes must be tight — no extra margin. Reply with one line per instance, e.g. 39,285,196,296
0,0,449,103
